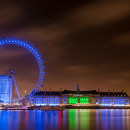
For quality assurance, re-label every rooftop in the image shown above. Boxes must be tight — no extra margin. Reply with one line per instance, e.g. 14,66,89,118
62,90,98,95
32,91,61,96
100,92,128,97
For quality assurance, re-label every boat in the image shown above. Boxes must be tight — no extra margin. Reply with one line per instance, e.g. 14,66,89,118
40,106,66,111
0,105,6,110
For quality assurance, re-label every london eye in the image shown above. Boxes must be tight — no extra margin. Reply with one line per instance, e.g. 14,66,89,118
0,37,45,101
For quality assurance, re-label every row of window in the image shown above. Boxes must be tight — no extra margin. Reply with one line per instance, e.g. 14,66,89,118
33,98,61,104
101,99,125,102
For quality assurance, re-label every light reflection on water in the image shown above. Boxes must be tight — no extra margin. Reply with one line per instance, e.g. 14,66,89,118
0,109,130,130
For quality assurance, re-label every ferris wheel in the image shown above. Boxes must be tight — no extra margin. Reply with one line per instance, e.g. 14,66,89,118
0,37,46,100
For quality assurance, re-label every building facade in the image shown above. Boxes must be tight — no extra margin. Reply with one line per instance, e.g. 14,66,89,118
99,92,129,106
0,75,12,103
61,89,99,105
30,91,62,106
29,87,130,107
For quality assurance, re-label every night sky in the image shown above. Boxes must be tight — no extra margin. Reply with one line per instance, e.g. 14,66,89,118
0,0,130,96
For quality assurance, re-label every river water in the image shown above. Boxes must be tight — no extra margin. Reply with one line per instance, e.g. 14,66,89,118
0,109,130,130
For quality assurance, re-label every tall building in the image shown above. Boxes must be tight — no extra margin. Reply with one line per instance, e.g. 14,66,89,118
0,70,20,104
0,75,12,103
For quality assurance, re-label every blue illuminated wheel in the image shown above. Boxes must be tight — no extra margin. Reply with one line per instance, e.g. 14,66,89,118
0,37,45,98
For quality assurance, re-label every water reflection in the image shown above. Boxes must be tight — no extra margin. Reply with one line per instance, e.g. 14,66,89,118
101,109,130,130
0,109,130,130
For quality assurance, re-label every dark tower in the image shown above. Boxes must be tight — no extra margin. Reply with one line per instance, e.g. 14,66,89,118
77,84,80,93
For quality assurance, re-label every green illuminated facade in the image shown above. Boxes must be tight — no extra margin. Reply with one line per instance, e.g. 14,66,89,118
80,97,89,104
69,97,78,104
69,97,90,104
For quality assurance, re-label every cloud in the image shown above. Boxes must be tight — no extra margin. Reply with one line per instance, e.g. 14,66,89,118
0,0,130,95
0,4,23,27
112,33,130,45
0,48,26,59
66,0,130,28
62,65,92,74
